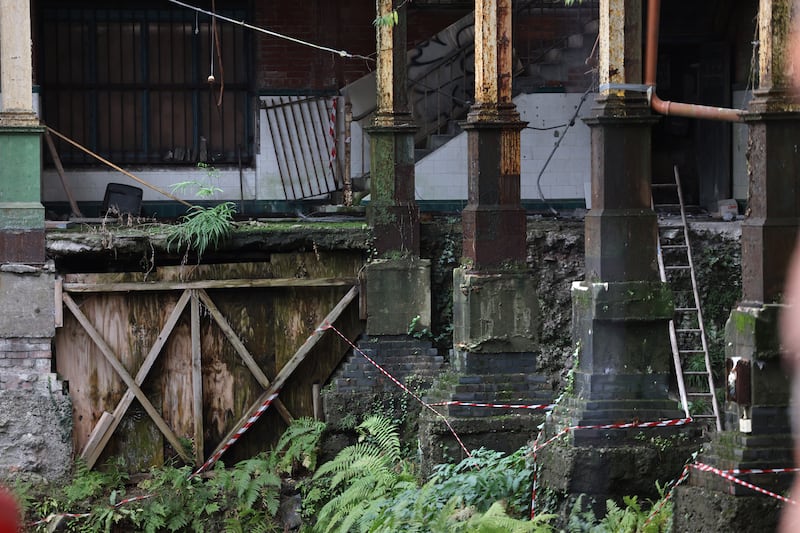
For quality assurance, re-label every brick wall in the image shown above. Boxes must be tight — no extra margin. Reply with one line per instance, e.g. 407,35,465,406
0,338,53,391
253,1,469,92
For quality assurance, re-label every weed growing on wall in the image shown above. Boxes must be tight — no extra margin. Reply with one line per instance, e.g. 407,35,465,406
168,163,237,261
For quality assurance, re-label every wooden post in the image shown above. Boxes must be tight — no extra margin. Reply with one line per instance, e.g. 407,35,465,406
191,290,204,466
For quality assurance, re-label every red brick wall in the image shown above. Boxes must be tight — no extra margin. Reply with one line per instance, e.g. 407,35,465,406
254,1,469,92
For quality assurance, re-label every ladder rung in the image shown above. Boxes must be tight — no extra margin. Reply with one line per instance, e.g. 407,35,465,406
675,307,698,312
655,204,681,209
692,414,718,419
677,328,701,333
679,350,705,355
665,265,691,270
687,392,713,397
652,183,678,188
661,244,688,249
683,371,709,376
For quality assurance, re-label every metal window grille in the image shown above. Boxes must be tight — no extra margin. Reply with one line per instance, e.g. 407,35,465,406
39,3,253,166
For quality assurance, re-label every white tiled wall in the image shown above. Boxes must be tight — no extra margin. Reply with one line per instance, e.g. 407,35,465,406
42,167,257,204
415,92,592,203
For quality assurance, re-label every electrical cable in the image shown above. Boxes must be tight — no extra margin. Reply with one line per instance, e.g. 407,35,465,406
167,0,374,62
533,83,594,217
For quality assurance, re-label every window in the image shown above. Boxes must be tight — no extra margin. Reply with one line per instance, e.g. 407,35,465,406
40,3,252,166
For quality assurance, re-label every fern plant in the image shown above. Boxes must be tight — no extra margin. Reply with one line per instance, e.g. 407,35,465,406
311,415,417,532
271,417,326,475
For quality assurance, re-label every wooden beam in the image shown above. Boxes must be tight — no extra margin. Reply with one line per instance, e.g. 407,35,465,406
54,277,63,328
207,285,358,461
44,130,84,218
196,289,295,425
81,411,115,465
81,290,192,467
66,291,194,466
63,277,358,293
191,291,204,466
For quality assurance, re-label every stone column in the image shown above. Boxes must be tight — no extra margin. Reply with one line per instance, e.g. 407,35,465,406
673,3,799,528
538,0,697,512
366,0,419,257
418,0,551,472
0,0,45,263
0,1,71,483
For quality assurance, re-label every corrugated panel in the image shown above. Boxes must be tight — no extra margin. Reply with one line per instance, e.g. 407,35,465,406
262,96,341,200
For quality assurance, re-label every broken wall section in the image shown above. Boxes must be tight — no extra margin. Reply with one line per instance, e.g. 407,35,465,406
0,264,72,482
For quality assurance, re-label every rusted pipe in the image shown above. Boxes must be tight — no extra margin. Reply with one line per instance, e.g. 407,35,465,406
646,0,744,122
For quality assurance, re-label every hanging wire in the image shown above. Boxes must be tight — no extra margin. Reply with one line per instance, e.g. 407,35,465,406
741,14,759,109
167,0,374,62
534,83,595,217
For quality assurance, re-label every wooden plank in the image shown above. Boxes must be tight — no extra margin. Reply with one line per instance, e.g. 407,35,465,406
44,129,84,218
64,293,193,465
54,278,63,328
207,285,358,461
196,289,295,425
81,290,191,468
81,412,115,464
191,291,204,466
63,277,357,293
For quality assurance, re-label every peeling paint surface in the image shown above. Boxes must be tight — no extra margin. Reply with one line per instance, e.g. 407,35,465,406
474,0,498,105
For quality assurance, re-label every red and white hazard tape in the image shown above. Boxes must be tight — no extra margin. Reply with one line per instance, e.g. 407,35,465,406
328,98,337,165
29,495,153,527
193,391,281,476
428,400,554,410
722,467,800,475
692,462,798,505
321,321,472,457
642,463,692,527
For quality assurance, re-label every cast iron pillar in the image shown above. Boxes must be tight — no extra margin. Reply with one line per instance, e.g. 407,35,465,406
419,0,551,472
360,1,434,420
0,0,45,264
461,0,526,268
673,3,799,528
538,0,697,513
366,0,419,256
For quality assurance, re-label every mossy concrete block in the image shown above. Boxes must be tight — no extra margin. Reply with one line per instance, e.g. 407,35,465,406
571,280,674,389
571,280,673,322
672,485,781,533
725,304,781,360
725,304,788,407
0,268,54,338
452,267,540,353
364,258,431,336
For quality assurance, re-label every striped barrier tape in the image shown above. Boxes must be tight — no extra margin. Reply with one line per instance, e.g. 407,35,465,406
428,400,555,410
322,321,472,457
29,495,154,527
642,463,692,528
192,391,281,476
692,462,798,505
722,467,800,475
329,98,337,165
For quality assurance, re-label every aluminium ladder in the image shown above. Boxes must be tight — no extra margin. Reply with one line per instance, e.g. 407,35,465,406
652,166,722,431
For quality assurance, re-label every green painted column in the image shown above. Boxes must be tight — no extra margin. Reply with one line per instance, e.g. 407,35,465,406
0,0,45,263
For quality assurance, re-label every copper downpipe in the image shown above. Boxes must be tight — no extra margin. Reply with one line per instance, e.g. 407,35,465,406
645,0,744,122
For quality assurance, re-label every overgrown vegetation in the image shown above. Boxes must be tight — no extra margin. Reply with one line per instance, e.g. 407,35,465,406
167,163,237,260
12,415,675,532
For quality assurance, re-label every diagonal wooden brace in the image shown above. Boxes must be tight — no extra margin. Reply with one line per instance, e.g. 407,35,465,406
64,292,194,466
196,289,295,425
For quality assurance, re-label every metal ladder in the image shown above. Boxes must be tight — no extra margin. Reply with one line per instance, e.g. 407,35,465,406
653,166,722,431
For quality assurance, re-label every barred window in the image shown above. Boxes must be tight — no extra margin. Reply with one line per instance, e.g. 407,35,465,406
39,3,252,166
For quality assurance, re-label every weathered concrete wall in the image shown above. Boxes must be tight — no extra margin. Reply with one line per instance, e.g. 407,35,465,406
0,263,72,482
